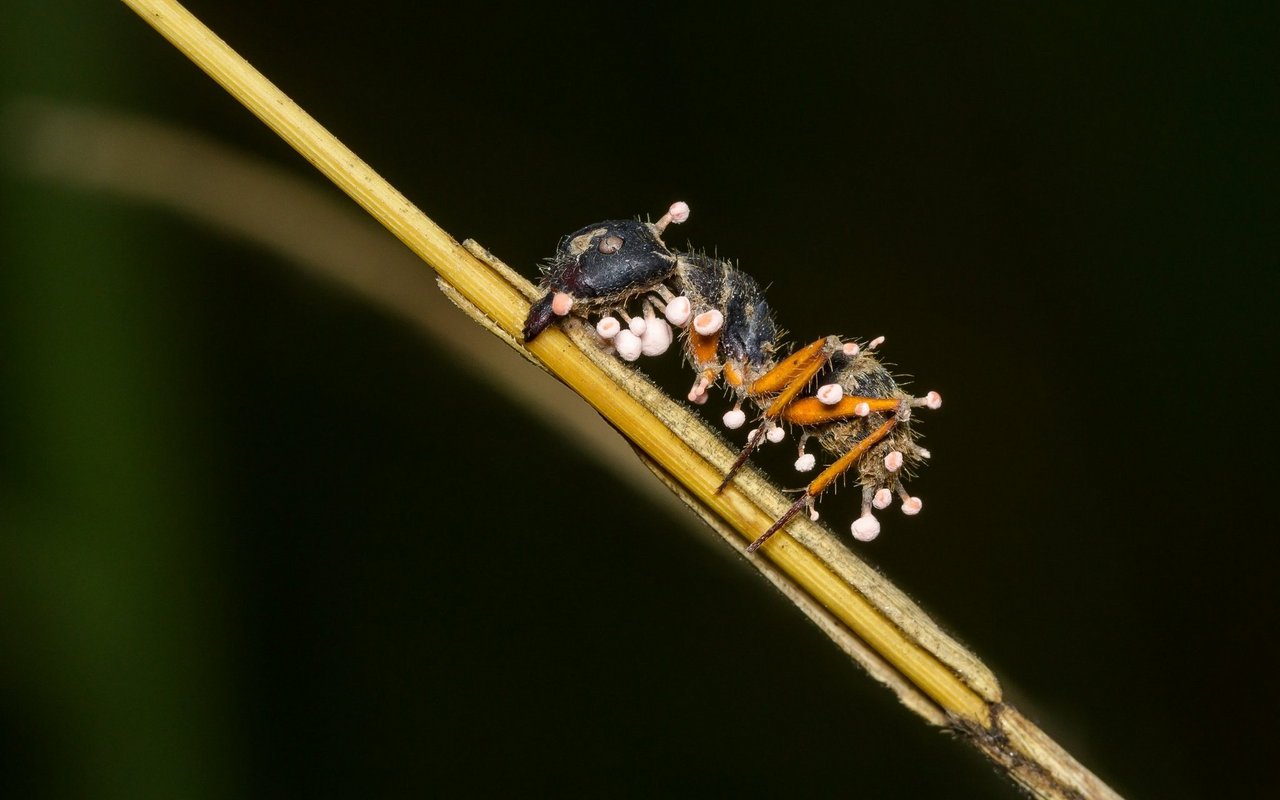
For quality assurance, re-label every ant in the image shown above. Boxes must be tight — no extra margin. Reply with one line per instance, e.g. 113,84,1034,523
523,203,941,552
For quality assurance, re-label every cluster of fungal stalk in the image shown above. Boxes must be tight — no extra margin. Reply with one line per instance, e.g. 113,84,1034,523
523,202,941,550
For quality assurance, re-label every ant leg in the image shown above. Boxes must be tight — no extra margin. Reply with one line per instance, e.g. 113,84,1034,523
764,420,786,443
745,417,898,552
687,373,713,405
716,337,840,493
783,395,898,425
716,418,770,492
781,388,940,426
685,311,724,405
745,422,784,446
748,337,841,415
745,493,811,553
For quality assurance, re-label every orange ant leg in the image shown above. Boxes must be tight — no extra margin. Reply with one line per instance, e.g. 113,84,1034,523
782,396,902,426
714,337,841,494
745,417,898,553
752,337,841,416
684,316,725,405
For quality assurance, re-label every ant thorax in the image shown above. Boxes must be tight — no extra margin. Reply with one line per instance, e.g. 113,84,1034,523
673,252,780,407
522,202,942,550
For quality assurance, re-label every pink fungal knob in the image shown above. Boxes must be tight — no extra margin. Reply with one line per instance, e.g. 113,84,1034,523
687,377,710,405
551,291,573,316
794,453,816,472
851,514,881,542
654,201,691,233
596,317,621,339
872,488,893,509
613,329,642,362
693,309,724,336
722,408,746,429
884,451,904,472
901,496,923,516
816,383,844,405
640,319,673,356
664,296,692,327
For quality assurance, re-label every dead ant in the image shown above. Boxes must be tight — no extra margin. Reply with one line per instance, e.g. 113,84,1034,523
523,203,941,551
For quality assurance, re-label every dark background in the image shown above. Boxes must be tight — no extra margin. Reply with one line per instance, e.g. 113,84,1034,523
2,2,1277,797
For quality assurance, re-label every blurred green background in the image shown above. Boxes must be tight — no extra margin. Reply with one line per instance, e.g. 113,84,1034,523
2,2,1276,797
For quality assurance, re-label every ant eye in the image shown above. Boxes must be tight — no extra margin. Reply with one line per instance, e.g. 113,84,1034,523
598,235,624,254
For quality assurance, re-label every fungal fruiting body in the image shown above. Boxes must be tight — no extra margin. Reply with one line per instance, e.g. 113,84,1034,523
522,203,941,550
522,203,688,342
725,336,942,551
674,252,782,431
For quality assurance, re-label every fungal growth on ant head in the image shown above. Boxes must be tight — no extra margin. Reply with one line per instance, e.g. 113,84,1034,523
522,202,690,343
523,202,941,551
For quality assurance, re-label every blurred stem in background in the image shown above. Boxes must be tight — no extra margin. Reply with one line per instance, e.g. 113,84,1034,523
0,1,233,797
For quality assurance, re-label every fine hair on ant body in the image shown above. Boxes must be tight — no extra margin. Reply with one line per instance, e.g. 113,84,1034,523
523,202,941,551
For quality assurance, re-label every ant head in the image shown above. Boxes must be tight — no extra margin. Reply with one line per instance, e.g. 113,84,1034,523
523,203,689,341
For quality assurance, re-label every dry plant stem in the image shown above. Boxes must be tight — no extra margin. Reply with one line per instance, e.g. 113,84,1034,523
119,1,1122,797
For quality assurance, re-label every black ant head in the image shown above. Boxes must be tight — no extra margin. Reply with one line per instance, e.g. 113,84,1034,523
522,203,689,341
